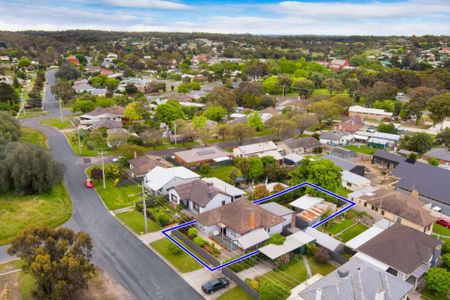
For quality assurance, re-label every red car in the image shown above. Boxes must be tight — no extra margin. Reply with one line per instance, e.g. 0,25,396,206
436,218,450,229
85,178,94,189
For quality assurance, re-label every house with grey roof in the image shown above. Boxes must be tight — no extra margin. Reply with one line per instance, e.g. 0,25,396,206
356,224,442,287
297,257,413,300
174,146,230,165
278,137,322,155
167,179,233,214
322,155,365,176
319,131,352,146
423,148,450,165
391,160,450,215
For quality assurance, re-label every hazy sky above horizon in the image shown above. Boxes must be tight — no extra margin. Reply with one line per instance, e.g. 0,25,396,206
1,0,449,35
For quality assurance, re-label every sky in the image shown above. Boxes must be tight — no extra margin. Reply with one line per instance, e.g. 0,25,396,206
0,0,449,35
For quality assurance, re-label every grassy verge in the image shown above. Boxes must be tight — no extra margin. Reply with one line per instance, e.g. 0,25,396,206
40,117,73,130
150,238,202,273
65,132,99,156
0,260,23,273
338,223,369,242
116,210,161,234
0,184,72,245
344,145,377,155
217,287,253,300
21,126,47,148
433,223,450,236
18,109,48,119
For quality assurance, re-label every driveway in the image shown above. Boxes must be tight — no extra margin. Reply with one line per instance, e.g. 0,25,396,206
13,69,203,300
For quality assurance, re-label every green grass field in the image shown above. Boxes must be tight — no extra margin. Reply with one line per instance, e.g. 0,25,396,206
65,132,100,156
325,218,355,235
18,109,48,119
433,223,450,236
21,126,47,148
40,117,73,130
150,238,202,273
338,223,369,242
217,287,253,300
116,210,161,234
344,145,377,155
261,257,307,289
202,165,240,182
307,256,336,276
0,184,72,245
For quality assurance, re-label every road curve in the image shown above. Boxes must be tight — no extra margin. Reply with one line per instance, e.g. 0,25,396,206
19,69,203,300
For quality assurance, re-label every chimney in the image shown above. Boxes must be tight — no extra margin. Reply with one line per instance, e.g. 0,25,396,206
411,188,419,201
337,269,349,278
249,210,256,229
375,290,385,300
314,288,322,300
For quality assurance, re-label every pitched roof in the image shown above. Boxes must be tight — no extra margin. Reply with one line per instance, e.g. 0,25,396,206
235,141,278,155
424,148,450,162
128,155,172,177
144,166,200,191
319,131,348,141
259,202,294,217
280,137,321,150
202,177,246,197
358,224,442,274
174,146,230,164
335,118,364,133
299,257,413,300
194,199,285,235
172,179,224,207
322,155,357,171
91,119,122,130
360,187,435,227
87,106,125,116
373,150,406,164
392,160,450,205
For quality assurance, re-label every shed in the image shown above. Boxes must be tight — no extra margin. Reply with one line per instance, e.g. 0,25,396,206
236,228,270,250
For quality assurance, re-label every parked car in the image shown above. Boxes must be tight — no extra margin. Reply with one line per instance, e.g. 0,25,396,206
201,277,229,294
85,178,94,188
436,218,450,229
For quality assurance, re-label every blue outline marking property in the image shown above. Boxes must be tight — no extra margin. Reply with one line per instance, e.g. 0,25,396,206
161,181,355,271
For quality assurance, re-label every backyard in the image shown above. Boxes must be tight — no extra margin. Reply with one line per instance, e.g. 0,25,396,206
217,287,253,300
336,223,369,242
201,165,240,182
0,183,72,245
150,238,202,273
344,145,377,155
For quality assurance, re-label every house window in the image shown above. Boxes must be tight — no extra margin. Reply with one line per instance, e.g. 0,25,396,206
170,194,177,204
381,210,385,215
363,202,367,207
346,182,352,187
266,228,271,233
193,203,200,213
222,200,226,206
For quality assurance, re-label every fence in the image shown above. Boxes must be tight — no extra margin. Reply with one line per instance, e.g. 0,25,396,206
171,230,259,299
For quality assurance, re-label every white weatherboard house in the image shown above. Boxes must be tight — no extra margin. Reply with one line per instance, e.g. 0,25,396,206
202,177,246,200
342,170,371,192
143,166,200,195
167,179,233,214
232,141,283,161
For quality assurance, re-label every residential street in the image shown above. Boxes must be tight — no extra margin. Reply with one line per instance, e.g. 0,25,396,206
13,69,204,300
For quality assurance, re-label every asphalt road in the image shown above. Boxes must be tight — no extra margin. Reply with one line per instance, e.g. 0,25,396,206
15,69,203,300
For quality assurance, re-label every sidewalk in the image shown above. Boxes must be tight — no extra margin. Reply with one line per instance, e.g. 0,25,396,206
138,231,165,244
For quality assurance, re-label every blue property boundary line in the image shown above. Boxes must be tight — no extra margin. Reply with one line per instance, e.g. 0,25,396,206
161,181,356,272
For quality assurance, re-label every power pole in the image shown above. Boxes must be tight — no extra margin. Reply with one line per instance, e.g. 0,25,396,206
77,128,82,155
59,99,64,123
174,123,177,145
101,150,106,190
142,183,148,233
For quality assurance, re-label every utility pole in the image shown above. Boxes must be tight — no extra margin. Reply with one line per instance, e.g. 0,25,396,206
101,150,106,190
59,99,64,123
77,128,82,155
142,184,148,233
174,123,177,145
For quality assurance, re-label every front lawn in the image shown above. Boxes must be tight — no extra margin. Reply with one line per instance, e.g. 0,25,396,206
65,132,99,156
433,223,450,236
307,256,336,276
344,145,377,155
0,184,72,245
324,218,354,235
150,238,202,273
217,287,253,300
116,210,161,234
338,223,369,242
18,109,48,119
96,180,140,211
21,126,47,148
40,117,73,130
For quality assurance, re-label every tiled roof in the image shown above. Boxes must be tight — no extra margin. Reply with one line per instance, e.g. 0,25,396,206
173,180,223,207
360,187,435,227
358,224,442,274
194,199,285,235
281,137,321,150
128,155,172,177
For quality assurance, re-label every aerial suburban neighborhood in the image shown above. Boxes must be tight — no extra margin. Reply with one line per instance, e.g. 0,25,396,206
0,1,449,300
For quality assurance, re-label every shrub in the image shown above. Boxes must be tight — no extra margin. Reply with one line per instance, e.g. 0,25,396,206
442,253,450,271
425,267,450,295
306,243,317,256
187,228,198,238
315,246,331,263
90,168,103,180
248,279,259,291
105,164,122,179
267,233,286,245
199,163,211,175
167,242,182,256
193,236,206,248
158,215,170,227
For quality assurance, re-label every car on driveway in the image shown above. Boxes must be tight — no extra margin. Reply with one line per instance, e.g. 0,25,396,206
85,178,94,188
201,277,229,294
436,218,450,228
